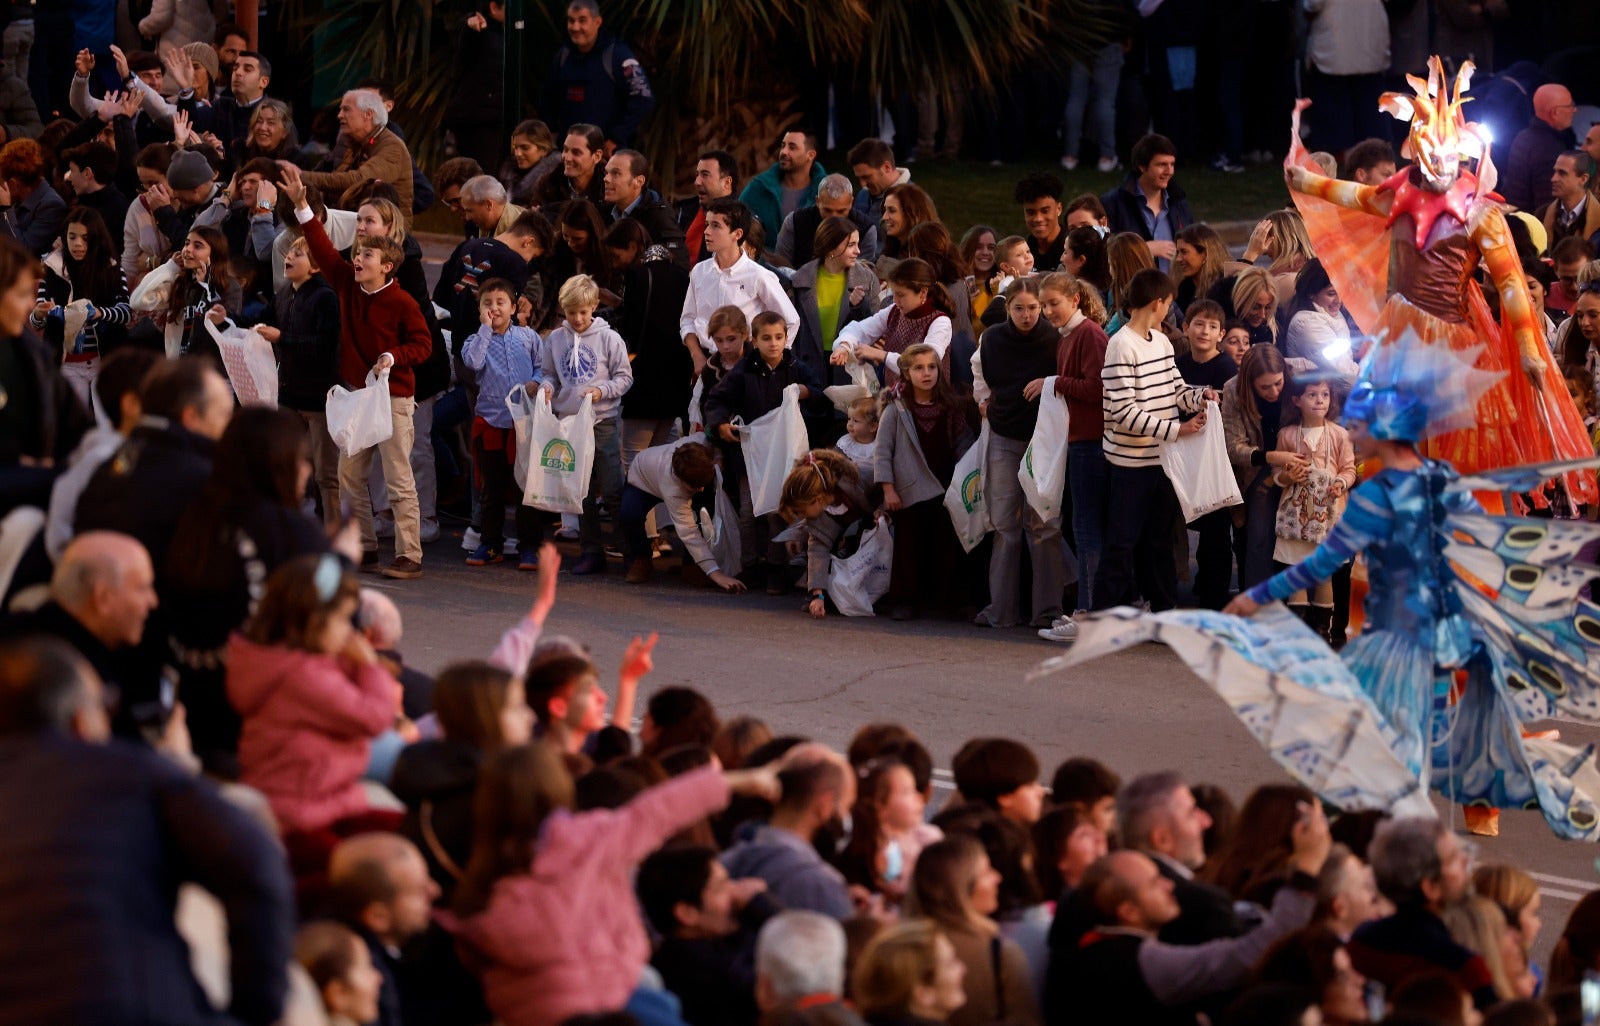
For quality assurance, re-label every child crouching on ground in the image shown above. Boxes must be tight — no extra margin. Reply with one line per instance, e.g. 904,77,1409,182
621,435,747,593
779,449,876,619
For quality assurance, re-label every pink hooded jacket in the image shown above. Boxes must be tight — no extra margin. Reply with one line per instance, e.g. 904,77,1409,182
225,634,398,833
441,766,731,1026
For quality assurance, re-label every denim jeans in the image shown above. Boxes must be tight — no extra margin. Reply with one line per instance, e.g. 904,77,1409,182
978,433,1065,627
1238,467,1282,590
1067,440,1109,611
619,483,659,561
1065,42,1122,160
580,416,624,556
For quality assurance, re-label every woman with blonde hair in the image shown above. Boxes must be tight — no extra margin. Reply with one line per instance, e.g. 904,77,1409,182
853,919,969,1025
1442,895,1537,999
1227,267,1281,348
1474,864,1544,990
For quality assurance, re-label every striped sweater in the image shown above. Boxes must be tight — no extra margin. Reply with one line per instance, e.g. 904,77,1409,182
1100,323,1205,468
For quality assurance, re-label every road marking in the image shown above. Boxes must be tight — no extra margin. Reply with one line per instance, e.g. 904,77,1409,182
1531,871,1596,891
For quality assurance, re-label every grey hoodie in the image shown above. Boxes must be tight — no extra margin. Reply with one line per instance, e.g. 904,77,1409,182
540,314,634,419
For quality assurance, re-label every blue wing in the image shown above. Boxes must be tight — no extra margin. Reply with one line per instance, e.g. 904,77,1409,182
1446,456,1600,495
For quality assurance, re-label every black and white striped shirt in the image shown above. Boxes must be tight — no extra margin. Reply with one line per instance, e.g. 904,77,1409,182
1101,324,1205,468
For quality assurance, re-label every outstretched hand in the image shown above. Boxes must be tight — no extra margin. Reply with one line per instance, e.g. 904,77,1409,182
278,163,307,207
1223,593,1260,617
620,632,659,682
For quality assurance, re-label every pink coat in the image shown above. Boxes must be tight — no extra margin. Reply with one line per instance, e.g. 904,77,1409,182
225,634,397,833
441,766,731,1026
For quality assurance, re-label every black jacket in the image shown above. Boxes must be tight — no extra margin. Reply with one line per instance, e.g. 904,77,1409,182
0,600,159,737
445,19,504,128
614,248,693,420
1048,930,1193,1026
266,276,340,411
0,731,294,1025
75,419,214,570
401,235,450,399
783,206,876,269
433,235,531,338
1154,857,1244,947
652,893,780,1026
0,329,90,513
391,738,483,902
703,350,827,480
607,187,688,267
1101,175,1195,243
75,183,131,243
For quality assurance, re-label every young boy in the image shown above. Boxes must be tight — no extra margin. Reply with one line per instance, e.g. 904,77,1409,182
1221,319,1251,365
460,278,543,568
679,198,799,377
836,396,878,479
537,274,634,575
283,163,432,579
703,310,824,593
621,435,746,592
1175,298,1237,609
950,737,1047,825
256,235,342,527
1095,268,1214,612
993,234,1035,290
1049,757,1121,835
525,655,609,757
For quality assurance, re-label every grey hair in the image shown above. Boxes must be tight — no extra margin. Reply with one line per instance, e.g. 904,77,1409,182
817,173,853,202
346,89,388,130
1117,771,1187,851
1368,816,1447,908
460,174,507,206
756,911,846,1002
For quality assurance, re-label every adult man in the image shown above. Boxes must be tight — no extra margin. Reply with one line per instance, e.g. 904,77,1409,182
677,149,737,263
61,141,127,238
459,174,527,238
1015,171,1067,272
213,22,250,87
776,173,879,266
847,137,910,228
1585,125,1600,197
1503,82,1578,213
1101,133,1194,271
1543,151,1600,251
720,746,855,919
1117,771,1243,945
194,49,268,150
1346,817,1497,1010
0,136,64,255
543,0,655,148
754,912,865,1026
740,129,826,242
445,1,508,171
149,148,227,247
1046,802,1330,1026
0,636,294,1026
75,356,232,569
1344,137,1398,185
301,88,415,221
327,833,445,1026
1548,235,1592,316
679,197,799,375
602,148,686,264
639,845,780,1026
432,156,485,236
1314,844,1380,942
535,122,607,213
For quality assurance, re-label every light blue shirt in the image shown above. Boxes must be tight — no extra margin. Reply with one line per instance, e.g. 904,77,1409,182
1139,189,1174,272
461,324,541,428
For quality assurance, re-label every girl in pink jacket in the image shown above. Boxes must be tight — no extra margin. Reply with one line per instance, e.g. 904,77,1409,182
441,743,785,1026
227,554,401,835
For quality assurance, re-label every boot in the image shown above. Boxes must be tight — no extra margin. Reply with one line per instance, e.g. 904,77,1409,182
1288,603,1312,627
1307,605,1334,646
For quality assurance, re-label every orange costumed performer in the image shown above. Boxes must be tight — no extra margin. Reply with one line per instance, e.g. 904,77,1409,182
1283,57,1597,509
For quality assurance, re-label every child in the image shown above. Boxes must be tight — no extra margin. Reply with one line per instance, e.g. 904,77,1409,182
460,278,543,568
837,395,879,478
1035,273,1109,640
992,234,1035,293
283,164,433,580
876,342,975,621
1094,269,1212,613
687,305,750,433
256,235,341,528
621,435,747,592
296,921,384,1026
832,257,955,385
837,756,942,904
975,279,1068,629
226,555,402,848
950,737,1047,824
32,207,131,406
524,654,610,757
537,273,635,575
1271,377,1356,641
1221,319,1251,366
1176,298,1238,610
129,224,242,360
778,449,875,618
1049,756,1121,835
705,310,825,593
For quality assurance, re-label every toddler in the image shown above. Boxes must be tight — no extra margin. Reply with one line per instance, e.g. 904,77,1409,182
837,396,879,478
1272,377,1356,641
688,305,750,432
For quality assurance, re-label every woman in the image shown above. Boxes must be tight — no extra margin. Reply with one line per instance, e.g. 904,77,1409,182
1171,224,1229,319
1550,891,1600,990
881,183,939,261
123,142,177,291
853,920,969,1026
500,119,561,209
1282,258,1359,393
130,224,241,359
1254,926,1370,1026
1219,266,1281,348
1240,208,1315,303
1204,783,1318,905
959,814,1051,1011
162,407,337,776
1221,344,1299,589
233,99,312,169
961,225,998,323
1031,803,1107,900
791,215,880,413
906,834,1040,1026
1559,282,1600,401
1062,226,1110,296
1105,232,1154,331
549,198,611,302
1442,895,1535,1001
1473,864,1543,993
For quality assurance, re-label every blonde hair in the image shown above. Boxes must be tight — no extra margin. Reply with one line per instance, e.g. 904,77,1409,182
995,234,1029,267
778,449,860,522
852,920,946,1020
357,197,407,244
1039,271,1108,326
1231,267,1279,339
1265,209,1313,276
846,396,878,423
1441,895,1519,1000
286,234,318,271
558,273,600,312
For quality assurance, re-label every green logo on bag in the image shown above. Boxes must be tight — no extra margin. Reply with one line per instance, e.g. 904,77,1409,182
1024,446,1034,477
961,469,983,513
540,440,576,472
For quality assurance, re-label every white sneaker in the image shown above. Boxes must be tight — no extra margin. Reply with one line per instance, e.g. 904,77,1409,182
504,537,519,556
420,520,440,544
1038,617,1080,643
461,527,481,551
1060,155,1079,171
1096,156,1121,174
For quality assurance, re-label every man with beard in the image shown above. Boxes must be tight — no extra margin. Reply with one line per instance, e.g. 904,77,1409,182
721,744,855,920
739,129,825,243
677,149,737,264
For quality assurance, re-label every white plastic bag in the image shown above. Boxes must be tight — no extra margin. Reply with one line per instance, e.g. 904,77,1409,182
325,366,393,458
522,389,596,514
206,318,279,408
506,384,538,490
1160,400,1244,522
697,466,744,574
828,516,894,616
1018,376,1070,520
737,383,809,517
945,421,993,552
824,354,880,413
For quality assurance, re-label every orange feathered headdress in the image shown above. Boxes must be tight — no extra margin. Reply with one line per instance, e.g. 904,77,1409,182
1378,56,1496,192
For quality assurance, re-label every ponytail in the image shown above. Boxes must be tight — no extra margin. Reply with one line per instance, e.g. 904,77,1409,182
778,449,861,522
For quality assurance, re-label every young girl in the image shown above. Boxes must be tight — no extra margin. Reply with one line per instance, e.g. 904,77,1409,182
501,118,561,208
832,257,955,384
876,342,976,621
442,741,784,1026
838,757,944,905
688,304,749,433
32,207,131,406
778,449,874,618
1105,231,1155,333
1062,225,1110,296
226,554,402,850
1271,377,1356,641
296,921,384,1026
130,224,241,358
837,395,879,478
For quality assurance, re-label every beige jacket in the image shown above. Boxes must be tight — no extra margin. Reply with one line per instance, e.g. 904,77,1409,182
303,128,415,223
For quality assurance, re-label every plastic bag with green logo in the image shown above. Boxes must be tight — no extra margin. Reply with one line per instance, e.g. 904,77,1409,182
522,388,596,514
944,420,992,552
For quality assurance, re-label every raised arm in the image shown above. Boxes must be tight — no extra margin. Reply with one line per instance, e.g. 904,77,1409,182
1284,99,1391,218
1470,203,1547,384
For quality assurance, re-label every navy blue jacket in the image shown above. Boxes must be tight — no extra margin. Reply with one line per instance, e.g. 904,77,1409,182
433,235,531,337
265,275,340,411
703,350,826,481
542,32,655,146
1100,174,1195,244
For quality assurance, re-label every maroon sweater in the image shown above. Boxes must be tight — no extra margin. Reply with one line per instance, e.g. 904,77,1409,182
299,211,432,397
1053,317,1109,444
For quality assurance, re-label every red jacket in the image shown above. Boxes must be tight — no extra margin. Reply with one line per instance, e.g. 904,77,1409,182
1054,316,1109,444
299,211,432,397
226,634,398,833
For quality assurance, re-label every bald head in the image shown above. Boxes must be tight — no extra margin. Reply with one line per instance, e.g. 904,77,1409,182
1535,84,1576,131
52,532,157,648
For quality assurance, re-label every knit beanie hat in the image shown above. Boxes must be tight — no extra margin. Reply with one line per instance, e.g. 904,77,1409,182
182,42,220,87
167,149,214,191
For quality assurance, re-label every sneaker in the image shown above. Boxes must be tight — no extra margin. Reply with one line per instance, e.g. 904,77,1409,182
1096,156,1121,174
553,525,580,541
1059,155,1080,171
465,544,502,566
569,552,606,575
604,544,626,560
624,557,653,584
1210,155,1246,174
1038,617,1080,643
518,551,540,571
381,556,423,580
420,520,441,544
461,527,482,551
504,537,519,556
